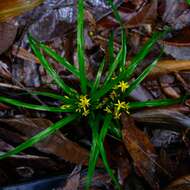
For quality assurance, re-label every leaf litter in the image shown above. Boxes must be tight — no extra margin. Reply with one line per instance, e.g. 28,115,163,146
0,0,190,189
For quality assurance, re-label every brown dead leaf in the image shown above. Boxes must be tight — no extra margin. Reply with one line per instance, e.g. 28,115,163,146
122,115,159,190
0,21,17,55
62,166,81,190
149,60,190,76
12,45,40,64
127,0,158,27
163,175,190,190
0,154,69,185
0,118,95,166
0,0,43,22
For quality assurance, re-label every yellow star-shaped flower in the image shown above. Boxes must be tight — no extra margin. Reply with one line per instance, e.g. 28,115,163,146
114,111,121,119
77,95,90,117
117,81,129,92
79,95,90,108
114,100,126,111
110,90,117,100
124,102,130,115
60,104,71,109
82,109,90,116
104,106,112,113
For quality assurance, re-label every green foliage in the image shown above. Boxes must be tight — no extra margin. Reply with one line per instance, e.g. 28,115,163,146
186,0,190,5
0,114,78,159
0,0,188,189
77,0,87,94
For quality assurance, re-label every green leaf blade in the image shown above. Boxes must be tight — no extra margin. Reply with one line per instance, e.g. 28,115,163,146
125,31,167,80
120,28,127,70
28,35,77,96
39,43,80,78
85,115,101,190
105,48,123,84
91,58,105,95
77,0,87,94
129,96,189,109
0,97,72,112
0,114,78,160
125,53,162,96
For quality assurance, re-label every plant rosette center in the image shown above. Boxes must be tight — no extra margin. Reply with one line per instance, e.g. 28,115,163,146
60,81,130,119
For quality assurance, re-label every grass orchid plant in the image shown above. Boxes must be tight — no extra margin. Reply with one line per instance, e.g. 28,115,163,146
0,0,188,189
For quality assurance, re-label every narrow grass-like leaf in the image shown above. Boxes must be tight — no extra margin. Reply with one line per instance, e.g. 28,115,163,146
91,58,105,94
125,53,162,96
91,70,125,101
0,114,78,160
186,0,190,5
99,114,112,141
98,114,120,189
125,31,167,80
120,28,127,70
107,0,122,25
105,47,123,84
93,30,168,101
39,43,80,78
0,96,73,112
77,0,87,94
29,36,79,77
129,96,189,109
105,27,127,83
28,91,71,102
108,31,114,66
109,121,122,140
28,35,77,96
86,114,112,190
85,114,100,190
99,143,121,190
27,91,76,105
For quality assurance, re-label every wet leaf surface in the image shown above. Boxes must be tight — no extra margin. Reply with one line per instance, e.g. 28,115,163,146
164,175,190,190
0,0,190,189
0,118,90,165
0,21,17,55
122,116,159,190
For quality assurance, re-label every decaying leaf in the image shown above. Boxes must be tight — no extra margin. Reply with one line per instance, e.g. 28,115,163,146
132,109,190,130
149,60,190,76
164,175,190,190
0,118,93,165
0,21,17,55
122,115,159,190
12,45,40,64
0,0,43,22
60,166,81,190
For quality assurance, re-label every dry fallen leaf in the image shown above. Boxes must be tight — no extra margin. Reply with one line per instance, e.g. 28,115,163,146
150,60,190,76
0,118,94,166
0,21,17,55
163,175,190,190
62,166,81,190
0,0,43,22
122,115,159,190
